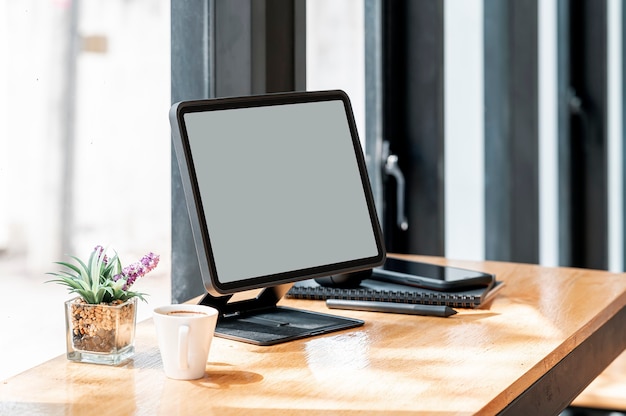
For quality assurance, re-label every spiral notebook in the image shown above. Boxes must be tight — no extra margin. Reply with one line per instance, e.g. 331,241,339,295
286,275,503,309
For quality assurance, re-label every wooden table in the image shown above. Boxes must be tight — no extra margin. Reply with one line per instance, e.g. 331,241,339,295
2,255,626,415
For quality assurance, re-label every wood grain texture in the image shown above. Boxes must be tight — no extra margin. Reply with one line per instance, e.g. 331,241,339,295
2,255,626,415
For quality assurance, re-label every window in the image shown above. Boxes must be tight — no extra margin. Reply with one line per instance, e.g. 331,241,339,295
0,0,171,380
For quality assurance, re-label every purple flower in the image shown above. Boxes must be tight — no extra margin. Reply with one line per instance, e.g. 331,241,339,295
94,245,109,264
140,252,160,273
121,252,160,289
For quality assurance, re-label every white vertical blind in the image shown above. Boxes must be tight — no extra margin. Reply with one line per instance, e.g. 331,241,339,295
608,0,623,272
444,0,485,261
539,0,559,267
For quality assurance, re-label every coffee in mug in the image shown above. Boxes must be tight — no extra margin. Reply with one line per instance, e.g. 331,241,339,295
166,310,208,317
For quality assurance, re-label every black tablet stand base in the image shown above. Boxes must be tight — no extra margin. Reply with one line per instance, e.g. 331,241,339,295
198,283,364,346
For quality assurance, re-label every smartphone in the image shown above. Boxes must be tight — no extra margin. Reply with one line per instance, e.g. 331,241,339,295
372,258,495,291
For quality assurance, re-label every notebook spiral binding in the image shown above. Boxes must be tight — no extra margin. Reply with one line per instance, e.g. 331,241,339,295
286,283,486,309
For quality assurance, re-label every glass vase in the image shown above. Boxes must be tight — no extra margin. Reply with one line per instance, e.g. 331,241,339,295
64,297,137,365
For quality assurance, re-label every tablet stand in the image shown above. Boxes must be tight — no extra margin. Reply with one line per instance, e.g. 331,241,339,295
198,283,363,346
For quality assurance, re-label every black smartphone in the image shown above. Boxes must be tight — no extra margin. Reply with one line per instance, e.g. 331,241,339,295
373,258,495,291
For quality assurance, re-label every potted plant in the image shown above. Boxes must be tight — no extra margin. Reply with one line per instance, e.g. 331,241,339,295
47,245,160,365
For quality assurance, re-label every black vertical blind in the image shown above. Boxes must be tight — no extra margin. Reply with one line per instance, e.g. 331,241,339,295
382,0,445,256
559,0,608,269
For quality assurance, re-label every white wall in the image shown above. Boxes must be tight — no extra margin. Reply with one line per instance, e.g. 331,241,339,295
0,0,171,270
1,0,67,266
0,0,8,250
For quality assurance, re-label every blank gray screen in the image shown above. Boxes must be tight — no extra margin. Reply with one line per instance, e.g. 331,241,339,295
184,100,379,284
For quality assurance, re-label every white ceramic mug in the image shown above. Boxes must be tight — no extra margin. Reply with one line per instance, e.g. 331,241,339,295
153,304,219,380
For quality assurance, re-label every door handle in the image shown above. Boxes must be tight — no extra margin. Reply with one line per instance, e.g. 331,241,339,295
382,141,408,231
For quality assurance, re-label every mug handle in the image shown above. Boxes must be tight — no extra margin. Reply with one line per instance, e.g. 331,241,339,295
178,325,190,369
